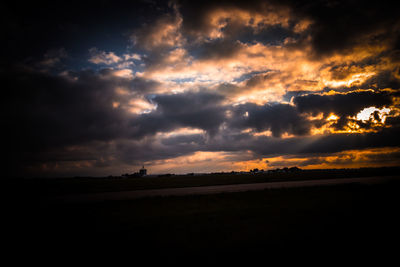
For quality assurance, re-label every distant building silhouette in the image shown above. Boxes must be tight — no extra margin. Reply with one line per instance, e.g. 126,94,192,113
139,165,147,176
121,165,148,178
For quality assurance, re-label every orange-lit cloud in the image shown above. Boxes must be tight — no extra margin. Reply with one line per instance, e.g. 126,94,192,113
89,47,122,65
199,6,292,40
141,32,399,108
131,5,184,50
236,147,400,171
147,150,257,174
127,98,157,114
137,146,400,174
155,127,205,138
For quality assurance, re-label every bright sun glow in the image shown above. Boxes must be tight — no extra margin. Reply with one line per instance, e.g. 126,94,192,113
156,127,205,138
324,72,375,88
326,113,339,121
356,107,391,122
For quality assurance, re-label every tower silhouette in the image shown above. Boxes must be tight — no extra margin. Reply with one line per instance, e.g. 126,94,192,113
139,165,147,176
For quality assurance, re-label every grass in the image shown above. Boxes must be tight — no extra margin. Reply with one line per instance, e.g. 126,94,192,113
5,178,400,264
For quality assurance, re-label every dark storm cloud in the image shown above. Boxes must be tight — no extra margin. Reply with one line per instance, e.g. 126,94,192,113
288,0,400,56
94,68,161,94
228,103,311,137
161,134,206,146
230,125,400,156
131,92,227,137
294,90,393,117
193,40,245,60
360,70,400,90
53,122,400,173
244,72,280,88
153,91,224,113
132,77,161,94
237,24,297,45
294,90,395,130
154,123,400,161
176,0,400,56
3,69,130,151
296,126,400,154
113,133,208,165
2,68,132,176
131,9,182,51
177,0,288,36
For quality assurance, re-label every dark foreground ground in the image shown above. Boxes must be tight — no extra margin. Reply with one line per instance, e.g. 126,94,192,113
6,166,400,195
4,175,400,265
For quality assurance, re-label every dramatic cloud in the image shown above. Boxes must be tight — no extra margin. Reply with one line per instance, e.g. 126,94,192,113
293,0,400,56
3,0,400,177
130,91,227,138
132,6,184,51
228,103,311,137
89,48,122,65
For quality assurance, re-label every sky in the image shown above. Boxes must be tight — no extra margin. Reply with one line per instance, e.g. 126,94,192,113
3,0,400,177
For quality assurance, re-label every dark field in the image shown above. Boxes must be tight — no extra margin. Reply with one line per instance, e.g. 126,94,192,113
6,166,400,196
4,171,400,264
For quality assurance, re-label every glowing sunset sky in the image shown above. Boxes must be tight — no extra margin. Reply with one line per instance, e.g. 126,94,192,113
4,0,400,177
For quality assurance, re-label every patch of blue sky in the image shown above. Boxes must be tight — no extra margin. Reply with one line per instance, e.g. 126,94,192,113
233,70,272,83
169,77,197,83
